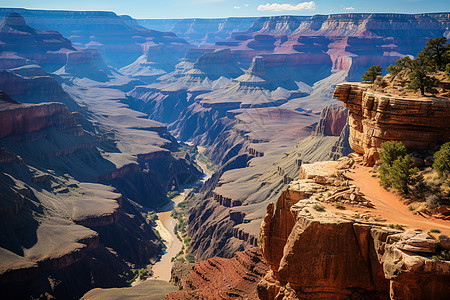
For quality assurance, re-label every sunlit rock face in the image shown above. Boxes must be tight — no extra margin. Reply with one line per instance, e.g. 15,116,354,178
334,83,450,166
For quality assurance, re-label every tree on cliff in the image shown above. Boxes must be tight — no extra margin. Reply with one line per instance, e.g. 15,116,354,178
387,56,437,96
419,37,450,71
378,141,418,195
407,58,438,96
362,65,382,82
433,142,450,179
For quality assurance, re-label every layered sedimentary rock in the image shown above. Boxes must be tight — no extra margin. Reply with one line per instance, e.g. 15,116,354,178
166,248,268,299
0,96,78,139
0,84,200,298
313,104,348,136
258,161,450,299
0,8,189,68
137,17,258,45
333,83,450,165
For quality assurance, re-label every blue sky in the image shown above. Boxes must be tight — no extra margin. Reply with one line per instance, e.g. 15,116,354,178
0,0,449,19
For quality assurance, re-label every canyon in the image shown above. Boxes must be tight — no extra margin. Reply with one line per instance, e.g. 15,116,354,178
0,7,449,300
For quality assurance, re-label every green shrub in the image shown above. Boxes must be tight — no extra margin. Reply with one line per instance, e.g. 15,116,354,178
362,65,382,82
379,141,407,167
388,224,404,230
378,141,418,194
186,253,195,263
312,204,325,212
429,228,441,233
432,250,450,261
433,142,450,179
390,155,418,194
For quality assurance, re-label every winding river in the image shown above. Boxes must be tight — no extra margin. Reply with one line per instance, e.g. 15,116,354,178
149,149,212,281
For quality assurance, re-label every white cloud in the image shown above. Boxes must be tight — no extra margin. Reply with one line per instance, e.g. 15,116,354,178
257,1,316,11
245,4,249,7
234,6,241,9
344,6,355,11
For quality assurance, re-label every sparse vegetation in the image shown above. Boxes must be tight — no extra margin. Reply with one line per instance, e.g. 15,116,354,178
385,37,450,96
313,204,325,212
426,194,440,209
362,65,382,82
185,253,195,263
167,190,180,199
387,224,404,230
336,204,346,210
408,205,415,211
196,152,217,173
378,141,419,195
432,250,450,261
125,268,150,284
429,228,441,233
433,142,450,179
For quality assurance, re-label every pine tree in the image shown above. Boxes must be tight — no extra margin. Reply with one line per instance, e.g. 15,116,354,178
420,37,450,71
390,155,418,195
433,142,450,179
362,65,382,83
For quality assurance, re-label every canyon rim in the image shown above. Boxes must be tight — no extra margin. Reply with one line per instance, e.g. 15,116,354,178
0,2,449,299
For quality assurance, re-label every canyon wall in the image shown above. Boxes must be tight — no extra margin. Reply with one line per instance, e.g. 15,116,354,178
257,161,450,299
0,8,189,68
333,83,450,165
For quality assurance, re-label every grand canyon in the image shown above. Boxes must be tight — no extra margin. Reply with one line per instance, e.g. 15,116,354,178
0,3,449,299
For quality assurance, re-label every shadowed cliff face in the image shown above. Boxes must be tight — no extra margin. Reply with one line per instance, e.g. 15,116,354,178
0,12,201,299
0,9,449,299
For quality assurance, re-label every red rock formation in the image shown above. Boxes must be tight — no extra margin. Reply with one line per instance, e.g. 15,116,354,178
258,162,450,299
314,104,348,136
0,97,79,139
166,248,268,300
333,83,450,165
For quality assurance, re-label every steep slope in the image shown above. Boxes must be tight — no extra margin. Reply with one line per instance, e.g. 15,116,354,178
186,104,349,260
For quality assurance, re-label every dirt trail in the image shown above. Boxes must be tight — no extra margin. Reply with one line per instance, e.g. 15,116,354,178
347,165,450,235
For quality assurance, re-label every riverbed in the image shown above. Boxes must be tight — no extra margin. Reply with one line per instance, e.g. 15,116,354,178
148,151,212,281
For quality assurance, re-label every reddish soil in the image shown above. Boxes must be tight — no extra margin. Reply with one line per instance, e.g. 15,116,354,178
347,165,450,235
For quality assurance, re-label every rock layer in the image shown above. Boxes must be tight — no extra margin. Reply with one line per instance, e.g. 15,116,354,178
257,161,450,299
166,248,268,299
333,83,450,165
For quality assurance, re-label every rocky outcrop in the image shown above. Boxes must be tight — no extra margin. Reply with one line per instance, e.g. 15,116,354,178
0,68,79,109
0,98,79,139
166,248,268,299
333,83,450,165
193,49,243,80
314,104,348,136
258,161,450,299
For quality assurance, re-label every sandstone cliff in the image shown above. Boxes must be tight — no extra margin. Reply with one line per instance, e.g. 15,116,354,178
258,160,450,299
333,83,450,165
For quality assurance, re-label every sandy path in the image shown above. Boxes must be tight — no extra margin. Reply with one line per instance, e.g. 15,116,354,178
348,165,450,235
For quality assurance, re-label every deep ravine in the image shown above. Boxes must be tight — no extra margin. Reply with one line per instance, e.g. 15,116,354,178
146,149,213,282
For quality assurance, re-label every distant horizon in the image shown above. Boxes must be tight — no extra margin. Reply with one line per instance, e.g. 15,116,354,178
1,6,450,20
0,0,449,19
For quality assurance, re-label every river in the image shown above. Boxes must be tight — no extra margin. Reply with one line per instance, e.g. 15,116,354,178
149,147,212,281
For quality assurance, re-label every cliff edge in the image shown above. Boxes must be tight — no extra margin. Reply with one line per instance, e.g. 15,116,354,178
333,82,450,166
